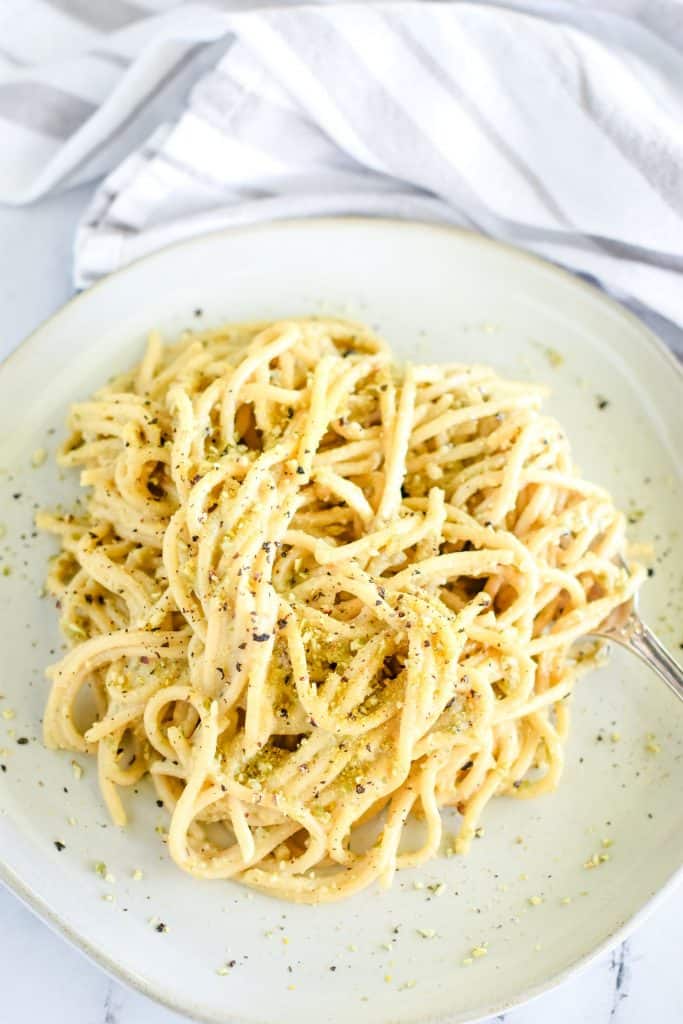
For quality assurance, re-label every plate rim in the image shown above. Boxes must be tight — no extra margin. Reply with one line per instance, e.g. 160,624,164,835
1,215,681,1024
3,216,682,387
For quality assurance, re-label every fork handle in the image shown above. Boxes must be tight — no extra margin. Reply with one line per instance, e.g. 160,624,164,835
624,619,683,703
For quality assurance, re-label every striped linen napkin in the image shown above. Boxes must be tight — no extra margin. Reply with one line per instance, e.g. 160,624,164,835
1,2,682,327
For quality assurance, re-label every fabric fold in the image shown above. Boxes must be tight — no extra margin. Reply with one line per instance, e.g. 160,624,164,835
0,1,681,326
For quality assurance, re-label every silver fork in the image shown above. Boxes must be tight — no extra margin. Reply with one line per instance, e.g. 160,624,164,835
592,583,683,702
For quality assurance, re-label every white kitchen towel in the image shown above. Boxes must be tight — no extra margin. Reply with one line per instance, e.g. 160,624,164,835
1,2,682,324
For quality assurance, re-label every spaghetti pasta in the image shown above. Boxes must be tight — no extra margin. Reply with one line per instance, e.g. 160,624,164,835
39,318,642,903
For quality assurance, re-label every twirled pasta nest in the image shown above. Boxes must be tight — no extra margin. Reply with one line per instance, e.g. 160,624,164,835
39,318,641,902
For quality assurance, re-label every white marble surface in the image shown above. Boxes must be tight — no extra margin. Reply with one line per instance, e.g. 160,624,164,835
0,189,681,1024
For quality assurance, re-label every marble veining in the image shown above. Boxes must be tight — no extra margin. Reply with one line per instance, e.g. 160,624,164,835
609,941,630,1021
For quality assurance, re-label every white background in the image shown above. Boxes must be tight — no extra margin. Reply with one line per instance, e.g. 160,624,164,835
0,188,681,1024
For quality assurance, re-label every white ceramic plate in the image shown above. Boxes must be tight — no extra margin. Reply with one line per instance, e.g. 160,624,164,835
0,219,681,1024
